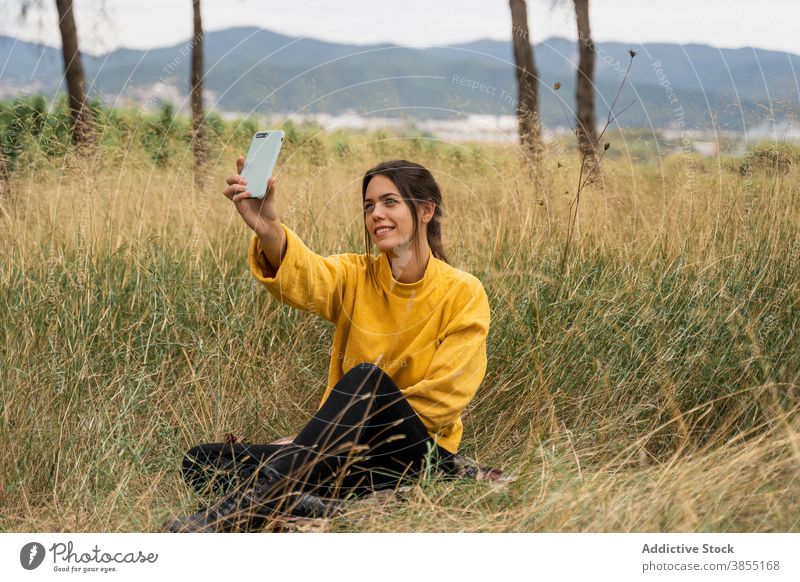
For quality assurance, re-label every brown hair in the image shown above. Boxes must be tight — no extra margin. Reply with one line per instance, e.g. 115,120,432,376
361,160,448,284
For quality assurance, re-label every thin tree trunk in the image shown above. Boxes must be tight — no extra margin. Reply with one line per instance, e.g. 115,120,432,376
574,0,598,160
191,0,207,188
54,0,95,150
509,0,541,161
0,147,9,197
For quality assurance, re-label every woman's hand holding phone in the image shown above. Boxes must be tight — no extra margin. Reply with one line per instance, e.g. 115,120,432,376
224,154,280,235
223,154,286,269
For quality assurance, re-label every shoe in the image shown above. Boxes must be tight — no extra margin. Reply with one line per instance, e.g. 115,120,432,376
166,465,283,533
286,492,341,519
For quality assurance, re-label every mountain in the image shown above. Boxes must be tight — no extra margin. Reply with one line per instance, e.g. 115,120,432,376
1,27,798,131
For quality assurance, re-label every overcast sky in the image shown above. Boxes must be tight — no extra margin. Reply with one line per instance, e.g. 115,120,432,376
2,0,799,55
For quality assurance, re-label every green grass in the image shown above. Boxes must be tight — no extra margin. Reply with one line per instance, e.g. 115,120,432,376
0,105,798,532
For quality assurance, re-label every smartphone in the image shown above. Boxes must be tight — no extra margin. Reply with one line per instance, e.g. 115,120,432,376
241,130,284,199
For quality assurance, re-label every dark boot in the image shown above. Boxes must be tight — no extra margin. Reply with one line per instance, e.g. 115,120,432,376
166,465,283,533
287,492,341,519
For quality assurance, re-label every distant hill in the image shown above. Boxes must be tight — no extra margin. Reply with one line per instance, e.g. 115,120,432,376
1,28,799,131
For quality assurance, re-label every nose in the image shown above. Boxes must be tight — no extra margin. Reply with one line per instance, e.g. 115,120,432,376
371,201,387,221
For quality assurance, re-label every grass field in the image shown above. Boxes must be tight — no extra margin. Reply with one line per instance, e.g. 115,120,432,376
1,112,798,532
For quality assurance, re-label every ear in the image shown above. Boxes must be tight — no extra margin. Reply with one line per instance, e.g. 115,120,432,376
420,201,435,224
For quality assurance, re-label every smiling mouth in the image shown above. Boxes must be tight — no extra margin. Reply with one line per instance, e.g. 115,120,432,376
374,226,395,236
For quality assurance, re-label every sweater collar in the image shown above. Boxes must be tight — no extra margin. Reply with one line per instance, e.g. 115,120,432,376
377,246,437,298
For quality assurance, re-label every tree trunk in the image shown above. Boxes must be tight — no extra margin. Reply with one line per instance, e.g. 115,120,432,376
574,0,598,160
509,0,541,161
0,147,9,197
54,0,95,150
191,0,207,188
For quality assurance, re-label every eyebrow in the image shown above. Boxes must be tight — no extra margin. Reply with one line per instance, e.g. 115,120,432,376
363,192,398,203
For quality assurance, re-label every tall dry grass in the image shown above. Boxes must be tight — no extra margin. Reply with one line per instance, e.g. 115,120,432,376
0,124,798,531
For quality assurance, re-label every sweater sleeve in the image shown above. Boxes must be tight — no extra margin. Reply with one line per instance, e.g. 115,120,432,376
403,283,491,435
247,224,350,323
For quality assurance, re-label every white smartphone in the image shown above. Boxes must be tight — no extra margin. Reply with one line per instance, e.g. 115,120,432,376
241,130,284,199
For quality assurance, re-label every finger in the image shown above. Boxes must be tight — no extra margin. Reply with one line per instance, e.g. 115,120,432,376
232,191,253,202
265,176,275,196
223,184,247,199
225,173,246,186
236,154,245,174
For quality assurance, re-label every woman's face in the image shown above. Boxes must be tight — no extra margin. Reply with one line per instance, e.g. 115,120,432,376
364,174,422,257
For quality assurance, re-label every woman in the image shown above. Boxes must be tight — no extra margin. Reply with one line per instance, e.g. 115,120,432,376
167,157,491,532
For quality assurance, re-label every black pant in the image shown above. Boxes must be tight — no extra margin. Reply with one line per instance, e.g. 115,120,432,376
182,362,455,500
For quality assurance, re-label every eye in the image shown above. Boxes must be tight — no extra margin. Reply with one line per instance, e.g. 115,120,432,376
363,202,375,213
385,198,397,206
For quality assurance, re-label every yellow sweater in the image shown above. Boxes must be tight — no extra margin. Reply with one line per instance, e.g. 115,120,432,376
247,224,490,453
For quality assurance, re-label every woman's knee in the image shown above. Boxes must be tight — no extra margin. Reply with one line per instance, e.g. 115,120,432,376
339,362,395,394
351,361,381,374
353,361,399,379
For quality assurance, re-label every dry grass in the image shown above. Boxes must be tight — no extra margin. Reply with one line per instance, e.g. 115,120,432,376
0,127,798,532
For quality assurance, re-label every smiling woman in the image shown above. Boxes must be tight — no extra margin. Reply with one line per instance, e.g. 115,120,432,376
166,158,491,533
